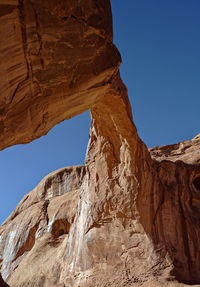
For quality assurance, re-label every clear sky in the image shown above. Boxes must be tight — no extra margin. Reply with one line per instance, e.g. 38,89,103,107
0,0,200,224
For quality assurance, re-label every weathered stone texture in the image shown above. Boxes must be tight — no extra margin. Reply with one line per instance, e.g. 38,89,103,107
0,1,200,287
0,166,85,286
0,273,9,287
150,134,200,164
61,81,200,286
0,0,120,150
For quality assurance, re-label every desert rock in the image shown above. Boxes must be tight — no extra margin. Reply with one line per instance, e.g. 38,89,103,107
150,134,200,164
61,80,200,286
0,165,85,286
0,273,9,287
0,0,120,150
0,0,200,287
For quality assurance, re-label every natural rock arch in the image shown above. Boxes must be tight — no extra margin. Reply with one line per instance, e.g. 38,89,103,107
0,0,119,150
0,1,200,286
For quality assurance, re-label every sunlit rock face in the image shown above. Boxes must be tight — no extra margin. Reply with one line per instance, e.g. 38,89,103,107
0,0,120,150
1,1,200,287
0,166,85,286
61,87,200,286
150,134,200,165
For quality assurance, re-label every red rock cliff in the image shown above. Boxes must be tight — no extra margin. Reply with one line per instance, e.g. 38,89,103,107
0,1,200,287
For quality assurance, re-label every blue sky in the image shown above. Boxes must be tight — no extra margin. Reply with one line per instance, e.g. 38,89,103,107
0,1,200,224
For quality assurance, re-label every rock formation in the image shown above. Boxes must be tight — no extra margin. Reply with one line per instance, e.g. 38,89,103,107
0,165,85,286
0,0,200,287
150,134,200,165
0,0,120,150
0,273,9,287
1,136,200,287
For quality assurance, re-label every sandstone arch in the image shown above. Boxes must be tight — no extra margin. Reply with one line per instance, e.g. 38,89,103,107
0,1,200,286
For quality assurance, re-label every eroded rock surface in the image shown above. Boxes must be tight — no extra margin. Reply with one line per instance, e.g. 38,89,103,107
0,165,85,286
61,82,200,286
150,134,200,164
0,0,200,287
0,273,9,287
1,136,200,287
0,0,120,150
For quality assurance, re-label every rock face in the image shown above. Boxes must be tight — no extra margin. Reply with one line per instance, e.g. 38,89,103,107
0,165,85,286
148,144,200,285
1,1,200,287
0,0,120,150
1,137,200,287
61,89,200,286
0,273,9,287
150,134,200,165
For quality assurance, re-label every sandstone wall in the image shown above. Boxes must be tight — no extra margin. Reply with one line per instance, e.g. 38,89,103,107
0,165,85,286
0,0,120,150
0,1,200,286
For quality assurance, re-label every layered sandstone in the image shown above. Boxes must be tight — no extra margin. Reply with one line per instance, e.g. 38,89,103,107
150,134,200,165
61,88,200,286
1,135,200,287
0,0,120,150
0,0,200,287
0,165,85,286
